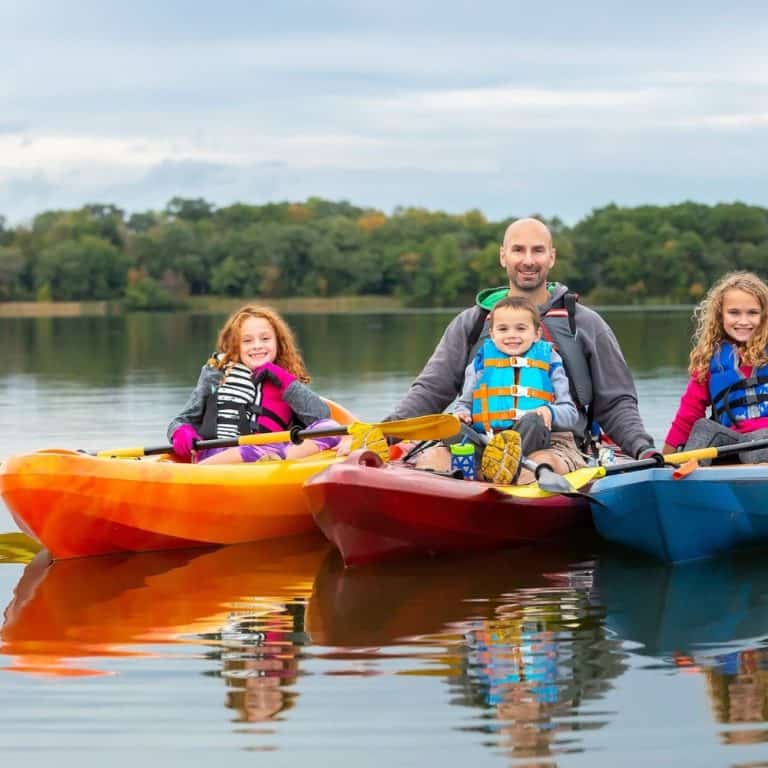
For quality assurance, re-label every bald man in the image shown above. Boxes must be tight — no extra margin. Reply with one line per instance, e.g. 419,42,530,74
385,217,657,480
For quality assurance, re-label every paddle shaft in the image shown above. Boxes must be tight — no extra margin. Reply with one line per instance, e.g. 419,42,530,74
601,434,768,476
665,436,768,464
140,424,341,457
94,414,461,459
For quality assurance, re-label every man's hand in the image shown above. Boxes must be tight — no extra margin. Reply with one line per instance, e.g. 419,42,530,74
637,445,665,465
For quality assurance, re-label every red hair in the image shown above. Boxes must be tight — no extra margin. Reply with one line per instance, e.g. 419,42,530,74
210,305,311,383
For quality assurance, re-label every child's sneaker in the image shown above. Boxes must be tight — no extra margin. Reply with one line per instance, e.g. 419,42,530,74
480,430,522,484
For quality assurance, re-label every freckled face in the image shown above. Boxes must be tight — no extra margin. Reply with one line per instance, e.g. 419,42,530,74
239,316,278,368
490,307,540,356
722,288,762,345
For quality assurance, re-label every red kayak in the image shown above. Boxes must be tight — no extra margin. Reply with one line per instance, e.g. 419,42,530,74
304,451,595,566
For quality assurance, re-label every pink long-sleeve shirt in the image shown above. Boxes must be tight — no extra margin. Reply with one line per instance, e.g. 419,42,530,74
665,365,768,448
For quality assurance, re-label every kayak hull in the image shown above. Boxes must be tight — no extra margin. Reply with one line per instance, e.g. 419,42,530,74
589,464,768,563
304,452,593,566
1,449,341,559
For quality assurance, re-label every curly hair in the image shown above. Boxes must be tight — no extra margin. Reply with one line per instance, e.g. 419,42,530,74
210,305,311,383
689,271,768,382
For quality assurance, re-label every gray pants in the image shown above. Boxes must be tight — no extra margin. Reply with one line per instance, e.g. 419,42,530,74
685,419,768,464
447,412,551,458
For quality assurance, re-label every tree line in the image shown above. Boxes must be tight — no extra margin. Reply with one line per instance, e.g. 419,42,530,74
0,197,766,308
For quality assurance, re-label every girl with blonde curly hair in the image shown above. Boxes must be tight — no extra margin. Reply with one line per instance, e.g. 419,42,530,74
664,272,768,461
167,305,340,464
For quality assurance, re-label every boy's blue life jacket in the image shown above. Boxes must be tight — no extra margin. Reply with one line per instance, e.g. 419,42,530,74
471,338,555,434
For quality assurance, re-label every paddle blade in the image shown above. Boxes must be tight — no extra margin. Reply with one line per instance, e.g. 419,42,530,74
563,465,606,489
534,466,577,495
377,414,461,441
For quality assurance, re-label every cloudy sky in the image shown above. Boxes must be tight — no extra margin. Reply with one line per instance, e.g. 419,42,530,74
1,0,766,224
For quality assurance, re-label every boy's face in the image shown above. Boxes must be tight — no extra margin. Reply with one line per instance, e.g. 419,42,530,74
489,306,540,356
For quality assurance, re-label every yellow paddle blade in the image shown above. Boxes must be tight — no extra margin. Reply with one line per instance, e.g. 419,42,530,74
377,414,462,441
0,532,43,564
491,465,606,498
562,465,607,489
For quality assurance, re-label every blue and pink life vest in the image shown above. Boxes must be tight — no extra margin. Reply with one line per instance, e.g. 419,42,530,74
709,341,768,427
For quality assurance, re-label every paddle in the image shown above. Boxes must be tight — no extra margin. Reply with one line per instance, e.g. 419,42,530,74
550,434,768,494
93,414,462,459
520,457,580,495
599,435,768,477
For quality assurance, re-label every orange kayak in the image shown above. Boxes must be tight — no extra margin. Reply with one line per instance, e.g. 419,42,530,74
1,402,354,559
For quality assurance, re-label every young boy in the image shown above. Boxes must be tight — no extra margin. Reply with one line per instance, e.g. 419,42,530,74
452,296,579,483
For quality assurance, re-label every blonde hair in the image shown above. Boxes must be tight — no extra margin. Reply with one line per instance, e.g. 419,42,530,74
689,271,768,382
210,305,311,383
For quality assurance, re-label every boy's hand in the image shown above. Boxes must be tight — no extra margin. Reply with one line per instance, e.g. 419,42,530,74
534,406,552,429
456,411,472,425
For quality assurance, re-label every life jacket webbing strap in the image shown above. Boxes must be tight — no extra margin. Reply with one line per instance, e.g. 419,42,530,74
473,403,534,429
480,385,555,402
711,375,768,409
483,357,549,371
253,404,291,430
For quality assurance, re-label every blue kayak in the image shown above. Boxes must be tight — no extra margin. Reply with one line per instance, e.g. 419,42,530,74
589,464,768,563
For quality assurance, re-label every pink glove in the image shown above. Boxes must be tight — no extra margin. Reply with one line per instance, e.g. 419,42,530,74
253,362,296,391
172,424,202,459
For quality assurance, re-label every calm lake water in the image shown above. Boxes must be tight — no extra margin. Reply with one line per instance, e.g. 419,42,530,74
1,309,766,766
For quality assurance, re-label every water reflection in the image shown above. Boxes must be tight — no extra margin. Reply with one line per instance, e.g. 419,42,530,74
1,537,326,702
1,309,693,386
204,601,309,724
597,551,768,748
307,546,626,761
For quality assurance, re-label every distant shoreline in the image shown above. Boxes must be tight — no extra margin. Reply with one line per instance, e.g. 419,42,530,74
0,296,404,318
0,296,695,318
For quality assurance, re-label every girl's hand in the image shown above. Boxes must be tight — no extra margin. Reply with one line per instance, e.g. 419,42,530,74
534,406,552,429
171,424,202,460
253,362,296,391
456,411,472,425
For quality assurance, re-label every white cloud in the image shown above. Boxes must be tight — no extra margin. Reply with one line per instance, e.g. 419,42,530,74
395,87,664,111
0,3,766,222
699,113,768,129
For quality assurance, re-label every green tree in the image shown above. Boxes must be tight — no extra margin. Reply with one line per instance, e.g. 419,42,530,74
35,236,128,300
165,197,215,222
0,246,27,299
